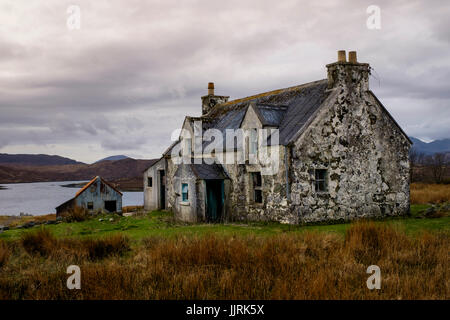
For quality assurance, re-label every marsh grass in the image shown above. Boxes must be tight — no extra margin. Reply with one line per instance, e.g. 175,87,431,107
411,183,450,204
61,206,90,222
0,222,448,300
0,240,9,268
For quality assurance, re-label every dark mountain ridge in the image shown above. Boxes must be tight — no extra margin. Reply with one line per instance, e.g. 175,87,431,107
0,153,84,166
410,137,450,155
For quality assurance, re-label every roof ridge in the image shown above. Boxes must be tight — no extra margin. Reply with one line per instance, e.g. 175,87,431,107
74,176,123,198
218,79,327,107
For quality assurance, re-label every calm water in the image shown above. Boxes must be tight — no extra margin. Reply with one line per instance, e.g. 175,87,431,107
0,181,143,216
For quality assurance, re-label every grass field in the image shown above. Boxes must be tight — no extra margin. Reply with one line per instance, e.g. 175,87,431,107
0,204,449,242
0,186,448,300
0,217,448,299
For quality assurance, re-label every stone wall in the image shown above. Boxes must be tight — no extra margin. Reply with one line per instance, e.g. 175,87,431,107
289,63,411,223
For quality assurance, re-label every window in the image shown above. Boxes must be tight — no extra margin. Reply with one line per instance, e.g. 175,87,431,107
184,138,192,156
314,169,328,192
147,177,153,187
87,202,94,210
249,129,258,156
181,183,189,201
251,172,263,203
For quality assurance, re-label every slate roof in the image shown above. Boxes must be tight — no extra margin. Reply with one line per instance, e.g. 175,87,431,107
191,163,229,180
202,79,331,148
254,104,288,127
142,158,163,173
174,163,229,180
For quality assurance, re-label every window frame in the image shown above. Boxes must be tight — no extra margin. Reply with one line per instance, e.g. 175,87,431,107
314,168,328,193
184,138,192,156
251,172,263,204
147,177,153,188
181,183,189,202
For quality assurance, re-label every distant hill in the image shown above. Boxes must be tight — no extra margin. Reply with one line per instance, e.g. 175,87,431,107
0,156,159,190
410,137,450,155
0,153,84,166
95,155,129,163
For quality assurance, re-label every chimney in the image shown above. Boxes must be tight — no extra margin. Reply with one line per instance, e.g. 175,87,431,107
337,50,346,62
208,82,214,95
326,50,370,93
201,82,229,115
348,51,357,63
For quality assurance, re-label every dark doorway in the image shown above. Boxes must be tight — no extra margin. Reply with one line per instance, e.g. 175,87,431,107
104,200,116,212
159,170,166,209
205,180,224,222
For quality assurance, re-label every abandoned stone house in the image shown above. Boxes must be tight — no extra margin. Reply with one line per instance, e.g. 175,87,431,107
56,176,122,216
143,51,411,224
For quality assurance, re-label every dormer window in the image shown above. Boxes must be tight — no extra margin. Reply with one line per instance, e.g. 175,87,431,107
183,137,192,156
249,129,258,156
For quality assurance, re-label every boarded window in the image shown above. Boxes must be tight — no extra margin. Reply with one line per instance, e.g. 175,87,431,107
87,202,93,210
181,183,189,201
147,177,153,187
252,172,263,203
315,169,328,192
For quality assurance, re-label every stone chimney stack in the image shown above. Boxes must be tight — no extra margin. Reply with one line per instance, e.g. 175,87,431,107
201,82,229,115
326,50,370,94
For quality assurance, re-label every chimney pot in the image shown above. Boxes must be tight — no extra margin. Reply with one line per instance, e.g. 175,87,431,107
208,82,214,95
337,50,346,63
348,51,357,63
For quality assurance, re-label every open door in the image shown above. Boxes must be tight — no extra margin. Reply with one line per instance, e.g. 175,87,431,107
159,170,166,209
104,200,117,212
205,180,224,222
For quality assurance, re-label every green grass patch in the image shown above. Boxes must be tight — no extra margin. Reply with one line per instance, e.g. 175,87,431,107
0,204,448,241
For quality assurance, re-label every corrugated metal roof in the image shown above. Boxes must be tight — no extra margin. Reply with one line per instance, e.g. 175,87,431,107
75,176,123,197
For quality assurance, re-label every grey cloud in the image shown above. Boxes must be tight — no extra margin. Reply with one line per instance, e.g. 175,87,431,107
0,0,449,162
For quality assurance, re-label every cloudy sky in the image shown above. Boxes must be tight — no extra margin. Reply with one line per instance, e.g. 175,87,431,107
0,0,449,163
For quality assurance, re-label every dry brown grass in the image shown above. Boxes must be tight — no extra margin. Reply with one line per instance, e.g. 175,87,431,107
410,183,450,204
0,223,448,300
82,234,130,260
0,214,56,228
21,228,57,257
61,206,90,222
0,240,10,268
20,228,130,261
122,206,143,213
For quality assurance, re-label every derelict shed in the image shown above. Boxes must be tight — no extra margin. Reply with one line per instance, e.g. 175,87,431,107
56,176,123,216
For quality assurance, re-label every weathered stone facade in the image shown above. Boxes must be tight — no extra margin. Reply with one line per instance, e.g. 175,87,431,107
144,51,411,224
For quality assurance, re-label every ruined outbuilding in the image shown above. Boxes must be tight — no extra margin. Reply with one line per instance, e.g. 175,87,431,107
56,176,123,216
144,51,411,224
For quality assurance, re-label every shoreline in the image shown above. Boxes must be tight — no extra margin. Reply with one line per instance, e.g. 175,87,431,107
0,179,144,192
